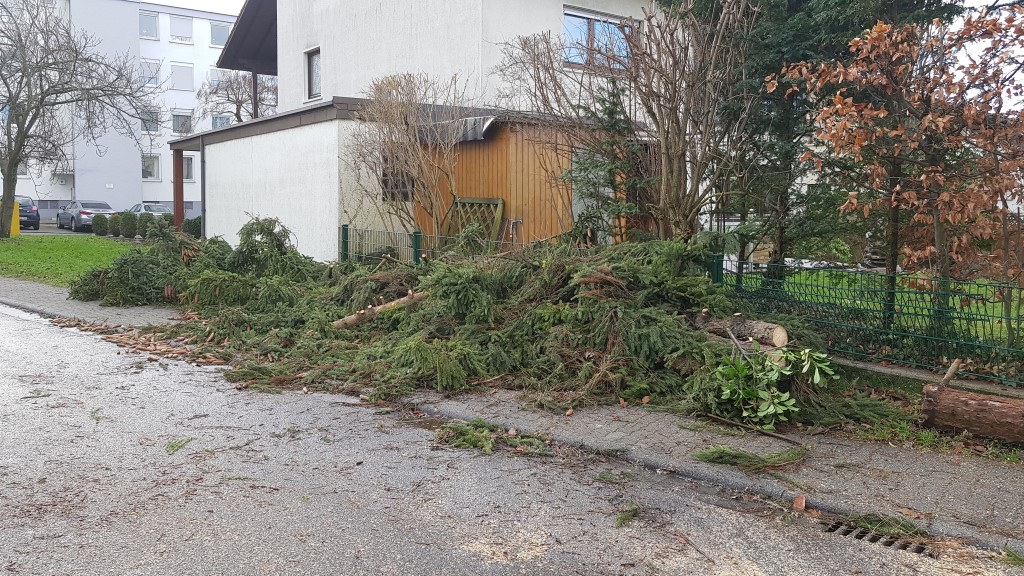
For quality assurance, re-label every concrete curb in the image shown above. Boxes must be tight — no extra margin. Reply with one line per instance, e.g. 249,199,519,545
0,298,59,319
411,399,1023,556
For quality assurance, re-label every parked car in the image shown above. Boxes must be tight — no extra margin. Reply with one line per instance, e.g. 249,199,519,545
127,203,173,216
56,200,117,232
14,195,40,230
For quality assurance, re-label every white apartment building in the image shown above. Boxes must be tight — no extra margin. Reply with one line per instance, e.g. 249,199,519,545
13,0,236,221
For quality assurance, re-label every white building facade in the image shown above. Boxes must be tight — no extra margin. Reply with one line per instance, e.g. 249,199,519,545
14,0,236,221
174,0,652,261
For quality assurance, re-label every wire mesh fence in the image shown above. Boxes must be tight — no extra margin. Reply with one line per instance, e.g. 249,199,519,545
721,261,1024,386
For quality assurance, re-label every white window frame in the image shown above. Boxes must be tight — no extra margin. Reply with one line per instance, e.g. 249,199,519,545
142,154,161,182
305,47,322,102
141,108,161,134
171,110,193,135
210,22,231,48
212,114,232,129
562,7,630,69
169,15,193,44
139,11,159,40
183,155,195,182
140,59,160,87
16,163,28,177
208,67,229,91
169,62,194,91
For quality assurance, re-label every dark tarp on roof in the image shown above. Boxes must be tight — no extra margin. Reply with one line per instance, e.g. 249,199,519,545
216,0,277,75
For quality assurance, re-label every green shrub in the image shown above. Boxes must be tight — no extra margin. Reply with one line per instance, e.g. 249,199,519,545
108,213,122,237
120,212,138,238
90,250,174,306
182,215,202,238
91,214,109,236
137,211,154,237
137,212,155,239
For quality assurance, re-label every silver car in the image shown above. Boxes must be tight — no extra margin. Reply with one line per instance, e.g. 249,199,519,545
127,202,173,216
56,200,117,232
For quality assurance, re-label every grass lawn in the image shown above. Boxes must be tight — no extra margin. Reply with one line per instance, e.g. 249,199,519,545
0,235,133,287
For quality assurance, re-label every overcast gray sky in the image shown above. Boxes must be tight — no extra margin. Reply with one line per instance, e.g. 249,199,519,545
160,0,245,16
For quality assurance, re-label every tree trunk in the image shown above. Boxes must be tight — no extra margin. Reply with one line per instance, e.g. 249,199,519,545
1,169,17,239
883,161,902,331
333,291,428,330
692,311,789,347
922,385,1024,443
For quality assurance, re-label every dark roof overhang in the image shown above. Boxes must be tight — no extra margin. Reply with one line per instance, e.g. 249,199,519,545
216,0,277,75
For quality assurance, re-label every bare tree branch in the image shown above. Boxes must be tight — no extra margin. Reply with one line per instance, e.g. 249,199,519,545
0,0,160,237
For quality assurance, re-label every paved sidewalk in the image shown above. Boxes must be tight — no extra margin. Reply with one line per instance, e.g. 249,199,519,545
0,277,179,326
409,388,1024,554
3,276,1021,556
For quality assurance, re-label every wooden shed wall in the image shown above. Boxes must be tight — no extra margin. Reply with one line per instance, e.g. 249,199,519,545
413,123,574,243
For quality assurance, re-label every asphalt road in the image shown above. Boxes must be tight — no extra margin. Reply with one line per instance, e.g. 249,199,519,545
18,221,75,235
0,305,1016,576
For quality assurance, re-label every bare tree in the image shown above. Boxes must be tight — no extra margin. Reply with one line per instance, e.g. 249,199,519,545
0,0,158,238
195,70,278,124
497,1,760,240
345,73,476,236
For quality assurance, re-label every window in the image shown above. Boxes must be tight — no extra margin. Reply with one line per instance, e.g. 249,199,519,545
170,63,194,91
140,60,160,86
139,11,158,40
170,16,193,43
183,156,195,181
208,67,229,90
212,115,232,129
38,200,60,210
15,163,28,176
141,108,160,133
381,171,413,203
563,9,630,68
142,154,161,181
306,48,321,100
210,22,230,47
171,111,193,135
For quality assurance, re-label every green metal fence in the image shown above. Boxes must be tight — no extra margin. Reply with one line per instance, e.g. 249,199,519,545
721,261,1024,386
339,225,522,264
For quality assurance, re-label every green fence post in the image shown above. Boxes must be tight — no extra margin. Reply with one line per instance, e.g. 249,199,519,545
341,224,349,261
708,253,724,286
412,231,422,265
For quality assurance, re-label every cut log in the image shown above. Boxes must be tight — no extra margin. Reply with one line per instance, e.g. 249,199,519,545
333,291,428,330
692,311,789,348
922,384,1024,443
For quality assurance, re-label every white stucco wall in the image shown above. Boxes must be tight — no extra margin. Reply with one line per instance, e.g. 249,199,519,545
204,121,341,262
276,0,654,111
336,121,415,234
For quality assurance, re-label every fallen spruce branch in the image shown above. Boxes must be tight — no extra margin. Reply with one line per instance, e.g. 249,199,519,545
333,290,428,330
700,413,806,447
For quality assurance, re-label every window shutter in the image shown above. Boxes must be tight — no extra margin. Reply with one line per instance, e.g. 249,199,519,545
170,64,194,91
170,16,192,42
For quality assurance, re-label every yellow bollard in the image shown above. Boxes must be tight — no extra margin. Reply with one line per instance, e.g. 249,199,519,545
10,201,19,237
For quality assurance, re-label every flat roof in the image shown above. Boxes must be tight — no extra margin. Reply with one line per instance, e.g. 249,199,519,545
170,97,363,151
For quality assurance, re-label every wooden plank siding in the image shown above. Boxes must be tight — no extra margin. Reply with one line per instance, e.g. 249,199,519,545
412,123,575,243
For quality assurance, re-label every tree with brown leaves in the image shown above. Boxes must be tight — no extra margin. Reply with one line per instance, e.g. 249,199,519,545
773,9,1024,337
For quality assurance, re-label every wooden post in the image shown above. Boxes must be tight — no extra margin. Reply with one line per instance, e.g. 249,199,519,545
251,71,260,119
172,149,184,231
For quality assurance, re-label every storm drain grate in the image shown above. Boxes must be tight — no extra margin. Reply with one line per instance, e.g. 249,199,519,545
823,521,934,557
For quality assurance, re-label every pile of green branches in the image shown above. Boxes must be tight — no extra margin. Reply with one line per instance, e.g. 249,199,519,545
69,217,324,307
133,230,737,404
70,217,834,424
